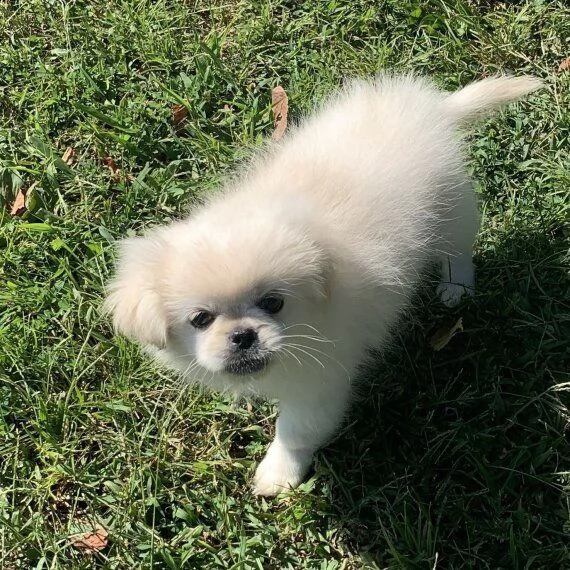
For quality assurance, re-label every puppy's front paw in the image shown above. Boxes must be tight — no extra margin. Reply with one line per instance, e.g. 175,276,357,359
253,443,313,496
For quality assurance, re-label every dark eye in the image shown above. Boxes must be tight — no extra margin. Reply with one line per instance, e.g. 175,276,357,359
190,311,215,329
257,294,284,314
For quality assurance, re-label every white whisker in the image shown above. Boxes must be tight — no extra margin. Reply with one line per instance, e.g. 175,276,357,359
281,322,332,341
281,343,326,369
280,347,304,368
280,334,335,345
283,342,349,376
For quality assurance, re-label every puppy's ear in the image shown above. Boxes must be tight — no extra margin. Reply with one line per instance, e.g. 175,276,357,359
104,236,168,348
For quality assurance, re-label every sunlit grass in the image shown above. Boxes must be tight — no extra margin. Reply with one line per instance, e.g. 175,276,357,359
1,1,568,567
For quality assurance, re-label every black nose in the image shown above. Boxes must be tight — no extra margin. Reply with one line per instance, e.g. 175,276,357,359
229,328,258,350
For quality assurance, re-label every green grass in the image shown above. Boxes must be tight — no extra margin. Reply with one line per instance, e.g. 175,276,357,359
1,0,569,568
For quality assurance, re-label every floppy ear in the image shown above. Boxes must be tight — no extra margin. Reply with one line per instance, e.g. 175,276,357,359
103,236,168,348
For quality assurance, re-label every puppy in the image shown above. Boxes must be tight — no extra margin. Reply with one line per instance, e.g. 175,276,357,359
104,74,542,496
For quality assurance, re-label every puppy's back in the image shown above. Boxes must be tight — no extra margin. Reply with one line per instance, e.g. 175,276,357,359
257,74,541,288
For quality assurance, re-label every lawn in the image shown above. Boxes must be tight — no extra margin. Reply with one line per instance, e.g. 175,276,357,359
0,1,569,568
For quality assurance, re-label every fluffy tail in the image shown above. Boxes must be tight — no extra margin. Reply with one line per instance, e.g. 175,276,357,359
444,75,543,122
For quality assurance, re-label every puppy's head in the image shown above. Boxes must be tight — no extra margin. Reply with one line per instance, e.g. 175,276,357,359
104,210,331,387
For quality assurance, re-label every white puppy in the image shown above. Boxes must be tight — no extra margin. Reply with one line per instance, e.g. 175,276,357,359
105,74,541,496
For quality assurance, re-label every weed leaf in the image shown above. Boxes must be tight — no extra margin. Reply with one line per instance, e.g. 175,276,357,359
74,102,138,134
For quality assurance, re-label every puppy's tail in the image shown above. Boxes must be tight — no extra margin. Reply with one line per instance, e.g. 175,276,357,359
444,75,543,123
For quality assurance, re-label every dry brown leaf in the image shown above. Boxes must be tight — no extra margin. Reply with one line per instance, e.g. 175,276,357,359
429,317,464,351
102,156,119,174
172,104,188,133
70,524,109,552
558,57,570,72
62,146,76,166
10,187,27,216
101,157,133,183
102,156,121,182
271,86,288,141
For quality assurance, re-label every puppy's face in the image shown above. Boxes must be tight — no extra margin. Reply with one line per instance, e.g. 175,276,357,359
105,212,331,386
169,284,314,377
190,305,278,376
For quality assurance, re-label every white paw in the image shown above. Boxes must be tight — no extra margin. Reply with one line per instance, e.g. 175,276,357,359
253,443,313,496
436,282,473,308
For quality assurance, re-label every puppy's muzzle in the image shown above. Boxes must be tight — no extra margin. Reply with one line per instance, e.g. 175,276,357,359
225,327,269,375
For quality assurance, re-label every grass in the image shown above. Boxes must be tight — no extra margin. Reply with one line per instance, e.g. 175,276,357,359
0,0,568,568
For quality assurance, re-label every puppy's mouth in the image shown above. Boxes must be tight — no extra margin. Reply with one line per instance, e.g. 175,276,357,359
224,355,270,376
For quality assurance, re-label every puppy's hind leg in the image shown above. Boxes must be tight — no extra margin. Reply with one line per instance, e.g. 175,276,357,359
436,180,479,308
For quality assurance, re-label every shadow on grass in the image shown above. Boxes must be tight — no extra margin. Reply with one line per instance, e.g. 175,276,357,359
320,225,569,568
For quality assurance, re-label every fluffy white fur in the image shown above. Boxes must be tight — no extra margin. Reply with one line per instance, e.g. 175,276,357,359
105,74,541,496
